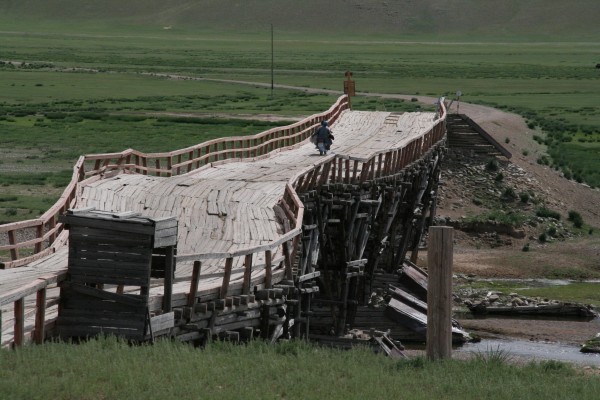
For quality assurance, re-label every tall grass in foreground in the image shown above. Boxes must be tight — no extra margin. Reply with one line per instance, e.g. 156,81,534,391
1,337,598,400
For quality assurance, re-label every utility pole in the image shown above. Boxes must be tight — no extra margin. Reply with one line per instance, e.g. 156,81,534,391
271,24,274,96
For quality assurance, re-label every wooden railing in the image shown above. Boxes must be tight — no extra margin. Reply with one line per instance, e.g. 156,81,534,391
291,100,447,191
0,95,349,270
0,272,66,347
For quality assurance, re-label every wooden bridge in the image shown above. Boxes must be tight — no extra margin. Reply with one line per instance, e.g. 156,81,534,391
0,95,448,347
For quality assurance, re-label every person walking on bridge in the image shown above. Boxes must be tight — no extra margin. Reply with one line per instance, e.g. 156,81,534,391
312,120,335,155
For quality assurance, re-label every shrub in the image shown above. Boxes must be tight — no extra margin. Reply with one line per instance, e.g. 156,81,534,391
539,360,570,372
4,208,17,216
536,207,561,220
522,243,530,252
539,232,547,242
505,137,510,144
519,192,530,203
502,187,517,200
537,155,550,165
486,159,499,172
547,226,557,236
568,210,584,228
0,195,18,202
473,346,513,366
522,149,529,156
494,172,504,182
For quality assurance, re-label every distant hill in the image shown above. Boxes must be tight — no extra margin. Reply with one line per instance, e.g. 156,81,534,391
1,0,599,39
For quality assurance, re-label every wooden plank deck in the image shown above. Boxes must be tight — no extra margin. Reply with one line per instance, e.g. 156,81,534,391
1,109,439,345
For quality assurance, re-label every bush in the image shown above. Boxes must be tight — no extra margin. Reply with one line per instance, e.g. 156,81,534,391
536,207,561,220
0,195,18,202
486,159,499,172
522,243,530,252
494,172,504,182
522,149,529,156
547,226,557,236
505,137,510,144
568,210,584,228
539,232,547,242
519,192,530,203
537,155,550,165
502,187,517,200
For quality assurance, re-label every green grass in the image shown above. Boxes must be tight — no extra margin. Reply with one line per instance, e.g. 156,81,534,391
455,280,600,306
1,337,598,400
1,18,600,215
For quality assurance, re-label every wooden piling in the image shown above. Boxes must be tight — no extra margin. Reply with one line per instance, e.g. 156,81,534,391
426,226,453,361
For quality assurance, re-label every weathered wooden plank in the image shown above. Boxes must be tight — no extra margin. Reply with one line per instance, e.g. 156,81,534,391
187,261,202,307
149,312,174,333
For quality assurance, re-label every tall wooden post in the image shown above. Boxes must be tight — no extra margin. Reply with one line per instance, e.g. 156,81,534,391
426,226,453,361
343,71,355,109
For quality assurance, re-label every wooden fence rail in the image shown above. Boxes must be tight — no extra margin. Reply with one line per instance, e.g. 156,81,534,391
0,96,349,269
292,101,447,191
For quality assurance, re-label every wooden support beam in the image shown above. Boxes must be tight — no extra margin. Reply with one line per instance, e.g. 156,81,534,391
34,287,47,344
426,226,453,361
14,298,24,347
282,241,293,281
220,257,234,299
187,261,202,307
243,254,253,295
264,250,273,289
162,245,175,312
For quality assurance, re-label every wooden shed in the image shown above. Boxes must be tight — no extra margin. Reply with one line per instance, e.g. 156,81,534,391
56,208,177,341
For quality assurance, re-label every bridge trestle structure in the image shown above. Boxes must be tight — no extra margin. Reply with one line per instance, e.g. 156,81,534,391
1,95,449,348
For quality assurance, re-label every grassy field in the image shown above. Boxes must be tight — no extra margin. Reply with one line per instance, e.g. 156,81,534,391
1,337,599,400
1,19,599,222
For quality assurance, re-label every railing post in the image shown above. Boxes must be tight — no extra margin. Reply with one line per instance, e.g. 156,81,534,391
187,261,202,307
282,241,293,281
265,250,273,289
220,257,234,299
34,287,47,344
8,230,19,260
426,226,454,361
243,254,253,295
14,298,25,347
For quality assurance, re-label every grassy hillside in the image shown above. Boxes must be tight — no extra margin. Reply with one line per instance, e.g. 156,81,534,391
0,2,599,223
1,0,600,39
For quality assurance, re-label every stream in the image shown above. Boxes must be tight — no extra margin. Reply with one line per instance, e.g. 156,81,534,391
455,338,600,366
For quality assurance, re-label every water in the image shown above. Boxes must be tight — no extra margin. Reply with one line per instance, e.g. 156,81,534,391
455,338,600,367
